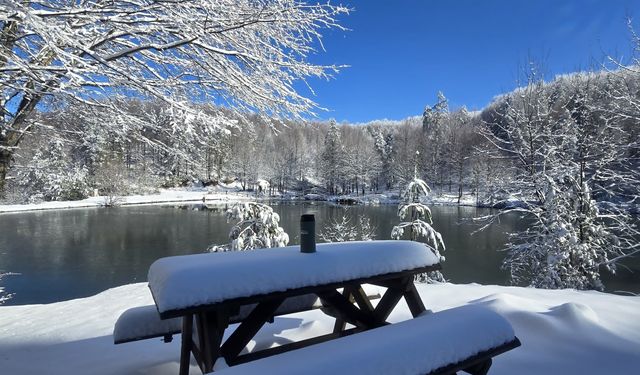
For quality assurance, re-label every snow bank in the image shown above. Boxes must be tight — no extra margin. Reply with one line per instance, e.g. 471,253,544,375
0,188,258,213
0,283,638,374
148,240,438,314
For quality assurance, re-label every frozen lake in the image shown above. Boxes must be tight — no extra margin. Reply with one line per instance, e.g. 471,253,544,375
1,201,638,305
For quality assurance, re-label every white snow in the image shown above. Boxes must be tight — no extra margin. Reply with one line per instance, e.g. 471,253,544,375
215,304,515,375
148,240,438,314
113,305,181,344
1,282,638,374
0,187,258,213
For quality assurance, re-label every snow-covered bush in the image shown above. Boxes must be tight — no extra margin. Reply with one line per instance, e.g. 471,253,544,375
92,159,129,206
391,176,446,283
17,139,90,202
320,214,376,242
209,202,289,252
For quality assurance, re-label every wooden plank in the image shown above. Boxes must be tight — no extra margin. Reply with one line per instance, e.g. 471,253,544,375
156,264,441,320
227,327,364,366
220,298,285,362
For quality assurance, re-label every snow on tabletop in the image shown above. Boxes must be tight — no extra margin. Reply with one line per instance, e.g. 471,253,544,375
216,304,515,375
148,240,438,314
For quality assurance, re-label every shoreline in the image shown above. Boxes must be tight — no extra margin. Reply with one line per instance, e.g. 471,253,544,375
0,188,493,214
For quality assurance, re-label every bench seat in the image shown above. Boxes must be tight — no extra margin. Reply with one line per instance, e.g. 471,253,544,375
114,294,319,344
114,286,381,344
214,305,520,375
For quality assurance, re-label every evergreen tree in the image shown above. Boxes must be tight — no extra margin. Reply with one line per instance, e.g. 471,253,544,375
391,154,446,282
320,120,345,194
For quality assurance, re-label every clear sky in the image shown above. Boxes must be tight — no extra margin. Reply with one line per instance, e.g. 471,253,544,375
303,0,640,123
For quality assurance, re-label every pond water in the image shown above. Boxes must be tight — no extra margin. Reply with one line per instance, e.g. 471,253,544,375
0,202,638,305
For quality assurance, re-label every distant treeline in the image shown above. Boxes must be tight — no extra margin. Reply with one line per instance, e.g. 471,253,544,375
8,67,639,206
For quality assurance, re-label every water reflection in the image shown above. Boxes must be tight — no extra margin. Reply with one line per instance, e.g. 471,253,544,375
0,202,637,305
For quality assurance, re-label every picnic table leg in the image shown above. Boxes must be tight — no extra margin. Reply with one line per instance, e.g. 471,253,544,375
403,282,427,317
373,277,410,322
332,286,355,333
179,314,193,375
196,311,228,373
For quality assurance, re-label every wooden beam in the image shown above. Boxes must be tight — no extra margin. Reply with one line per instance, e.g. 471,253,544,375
373,280,408,322
317,289,383,329
221,298,285,362
178,315,193,375
403,282,427,317
331,286,351,333
194,310,228,373
228,327,364,366
351,285,375,312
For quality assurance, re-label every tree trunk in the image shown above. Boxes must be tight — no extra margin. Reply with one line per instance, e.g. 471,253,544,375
0,149,12,197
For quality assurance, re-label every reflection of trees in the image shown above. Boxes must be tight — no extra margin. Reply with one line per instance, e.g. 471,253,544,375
0,207,232,298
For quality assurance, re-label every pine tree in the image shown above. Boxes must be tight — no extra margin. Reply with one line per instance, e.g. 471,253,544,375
503,177,617,290
320,120,345,194
391,153,446,282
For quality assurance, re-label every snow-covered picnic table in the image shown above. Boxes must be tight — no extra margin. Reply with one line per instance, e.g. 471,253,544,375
147,240,519,374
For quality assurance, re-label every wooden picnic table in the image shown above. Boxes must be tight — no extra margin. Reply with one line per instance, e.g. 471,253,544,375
147,240,441,374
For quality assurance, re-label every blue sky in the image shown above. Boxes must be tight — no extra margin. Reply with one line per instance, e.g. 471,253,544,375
303,0,640,123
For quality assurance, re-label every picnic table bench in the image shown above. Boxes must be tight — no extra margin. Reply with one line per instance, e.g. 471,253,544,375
114,286,382,344
136,240,519,374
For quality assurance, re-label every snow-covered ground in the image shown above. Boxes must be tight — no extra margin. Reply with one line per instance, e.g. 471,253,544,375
0,186,261,213
0,282,638,374
0,188,486,214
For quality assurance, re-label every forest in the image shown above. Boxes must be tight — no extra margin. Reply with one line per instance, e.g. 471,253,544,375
6,67,638,208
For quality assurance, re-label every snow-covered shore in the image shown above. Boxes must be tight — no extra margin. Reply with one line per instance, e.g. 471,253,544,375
0,188,260,214
0,188,485,214
0,282,638,374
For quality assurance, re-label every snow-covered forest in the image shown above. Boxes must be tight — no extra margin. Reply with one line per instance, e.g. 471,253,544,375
3,68,637,207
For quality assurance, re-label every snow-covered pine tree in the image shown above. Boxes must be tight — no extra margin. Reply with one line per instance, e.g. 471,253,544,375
420,92,450,190
391,155,446,282
369,127,396,191
320,120,345,194
503,176,618,290
209,202,289,252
